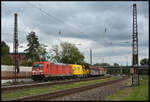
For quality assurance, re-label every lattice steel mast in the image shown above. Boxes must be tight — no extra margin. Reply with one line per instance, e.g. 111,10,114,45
132,4,139,66
13,13,19,82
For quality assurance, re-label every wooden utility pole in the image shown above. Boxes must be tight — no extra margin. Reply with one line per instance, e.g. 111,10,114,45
13,13,19,83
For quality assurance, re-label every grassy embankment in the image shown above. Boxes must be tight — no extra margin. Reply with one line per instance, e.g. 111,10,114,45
2,76,119,101
105,75,149,101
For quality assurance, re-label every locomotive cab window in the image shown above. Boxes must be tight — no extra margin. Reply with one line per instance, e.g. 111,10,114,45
33,64,44,68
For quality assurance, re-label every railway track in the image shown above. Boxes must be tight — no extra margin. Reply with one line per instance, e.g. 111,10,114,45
2,76,110,92
7,76,129,101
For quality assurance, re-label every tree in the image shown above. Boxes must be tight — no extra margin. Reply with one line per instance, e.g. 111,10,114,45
1,41,9,58
38,44,47,61
94,63,110,67
94,62,110,74
140,58,149,66
94,63,101,66
1,41,13,65
24,31,47,63
51,42,85,64
113,63,119,67
51,45,61,62
99,63,110,67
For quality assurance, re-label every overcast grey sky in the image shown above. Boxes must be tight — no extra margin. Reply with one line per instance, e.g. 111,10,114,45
2,1,149,65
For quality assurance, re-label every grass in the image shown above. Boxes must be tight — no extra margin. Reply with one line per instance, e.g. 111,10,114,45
105,75,149,101
2,76,119,101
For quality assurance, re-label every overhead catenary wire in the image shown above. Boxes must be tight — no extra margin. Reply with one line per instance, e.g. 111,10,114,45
2,16,31,48
4,3,133,65
10,2,110,50
27,2,88,46
27,3,89,37
27,2,108,43
35,2,95,36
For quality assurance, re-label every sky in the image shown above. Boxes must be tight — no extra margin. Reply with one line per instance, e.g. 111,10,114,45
1,1,149,65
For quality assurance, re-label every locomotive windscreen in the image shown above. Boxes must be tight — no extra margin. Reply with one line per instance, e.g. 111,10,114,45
33,63,44,68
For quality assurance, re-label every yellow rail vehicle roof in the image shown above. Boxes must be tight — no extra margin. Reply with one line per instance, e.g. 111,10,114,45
69,64,84,75
83,68,90,75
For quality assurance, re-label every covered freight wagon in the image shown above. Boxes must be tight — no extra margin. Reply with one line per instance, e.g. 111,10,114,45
89,66,105,77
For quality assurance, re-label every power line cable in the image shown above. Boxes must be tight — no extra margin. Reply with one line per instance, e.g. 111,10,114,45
35,2,92,35
25,2,132,59
27,2,103,41
27,2,91,46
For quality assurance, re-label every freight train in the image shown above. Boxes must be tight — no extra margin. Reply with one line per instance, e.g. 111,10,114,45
32,61,106,81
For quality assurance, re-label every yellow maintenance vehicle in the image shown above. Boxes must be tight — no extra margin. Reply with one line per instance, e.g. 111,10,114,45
69,64,90,78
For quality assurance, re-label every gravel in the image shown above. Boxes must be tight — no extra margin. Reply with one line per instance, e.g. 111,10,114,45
48,77,132,101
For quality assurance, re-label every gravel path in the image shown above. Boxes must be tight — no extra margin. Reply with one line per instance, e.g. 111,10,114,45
49,77,132,101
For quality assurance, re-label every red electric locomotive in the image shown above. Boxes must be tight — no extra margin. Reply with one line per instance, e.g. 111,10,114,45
32,61,72,81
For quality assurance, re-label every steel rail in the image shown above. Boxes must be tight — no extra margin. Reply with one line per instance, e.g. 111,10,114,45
7,76,129,101
2,76,110,92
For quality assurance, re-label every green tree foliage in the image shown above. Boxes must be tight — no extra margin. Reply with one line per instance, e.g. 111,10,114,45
24,31,40,61
139,58,149,75
1,41,13,65
94,63,110,67
94,63,101,66
20,61,33,66
51,45,61,62
38,44,47,61
140,58,149,66
24,31,47,64
1,41,9,58
113,63,119,67
51,42,85,64
99,63,110,67
81,62,91,67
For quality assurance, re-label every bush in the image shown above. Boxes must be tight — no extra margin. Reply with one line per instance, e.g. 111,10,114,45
20,61,33,66
2,56,14,65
